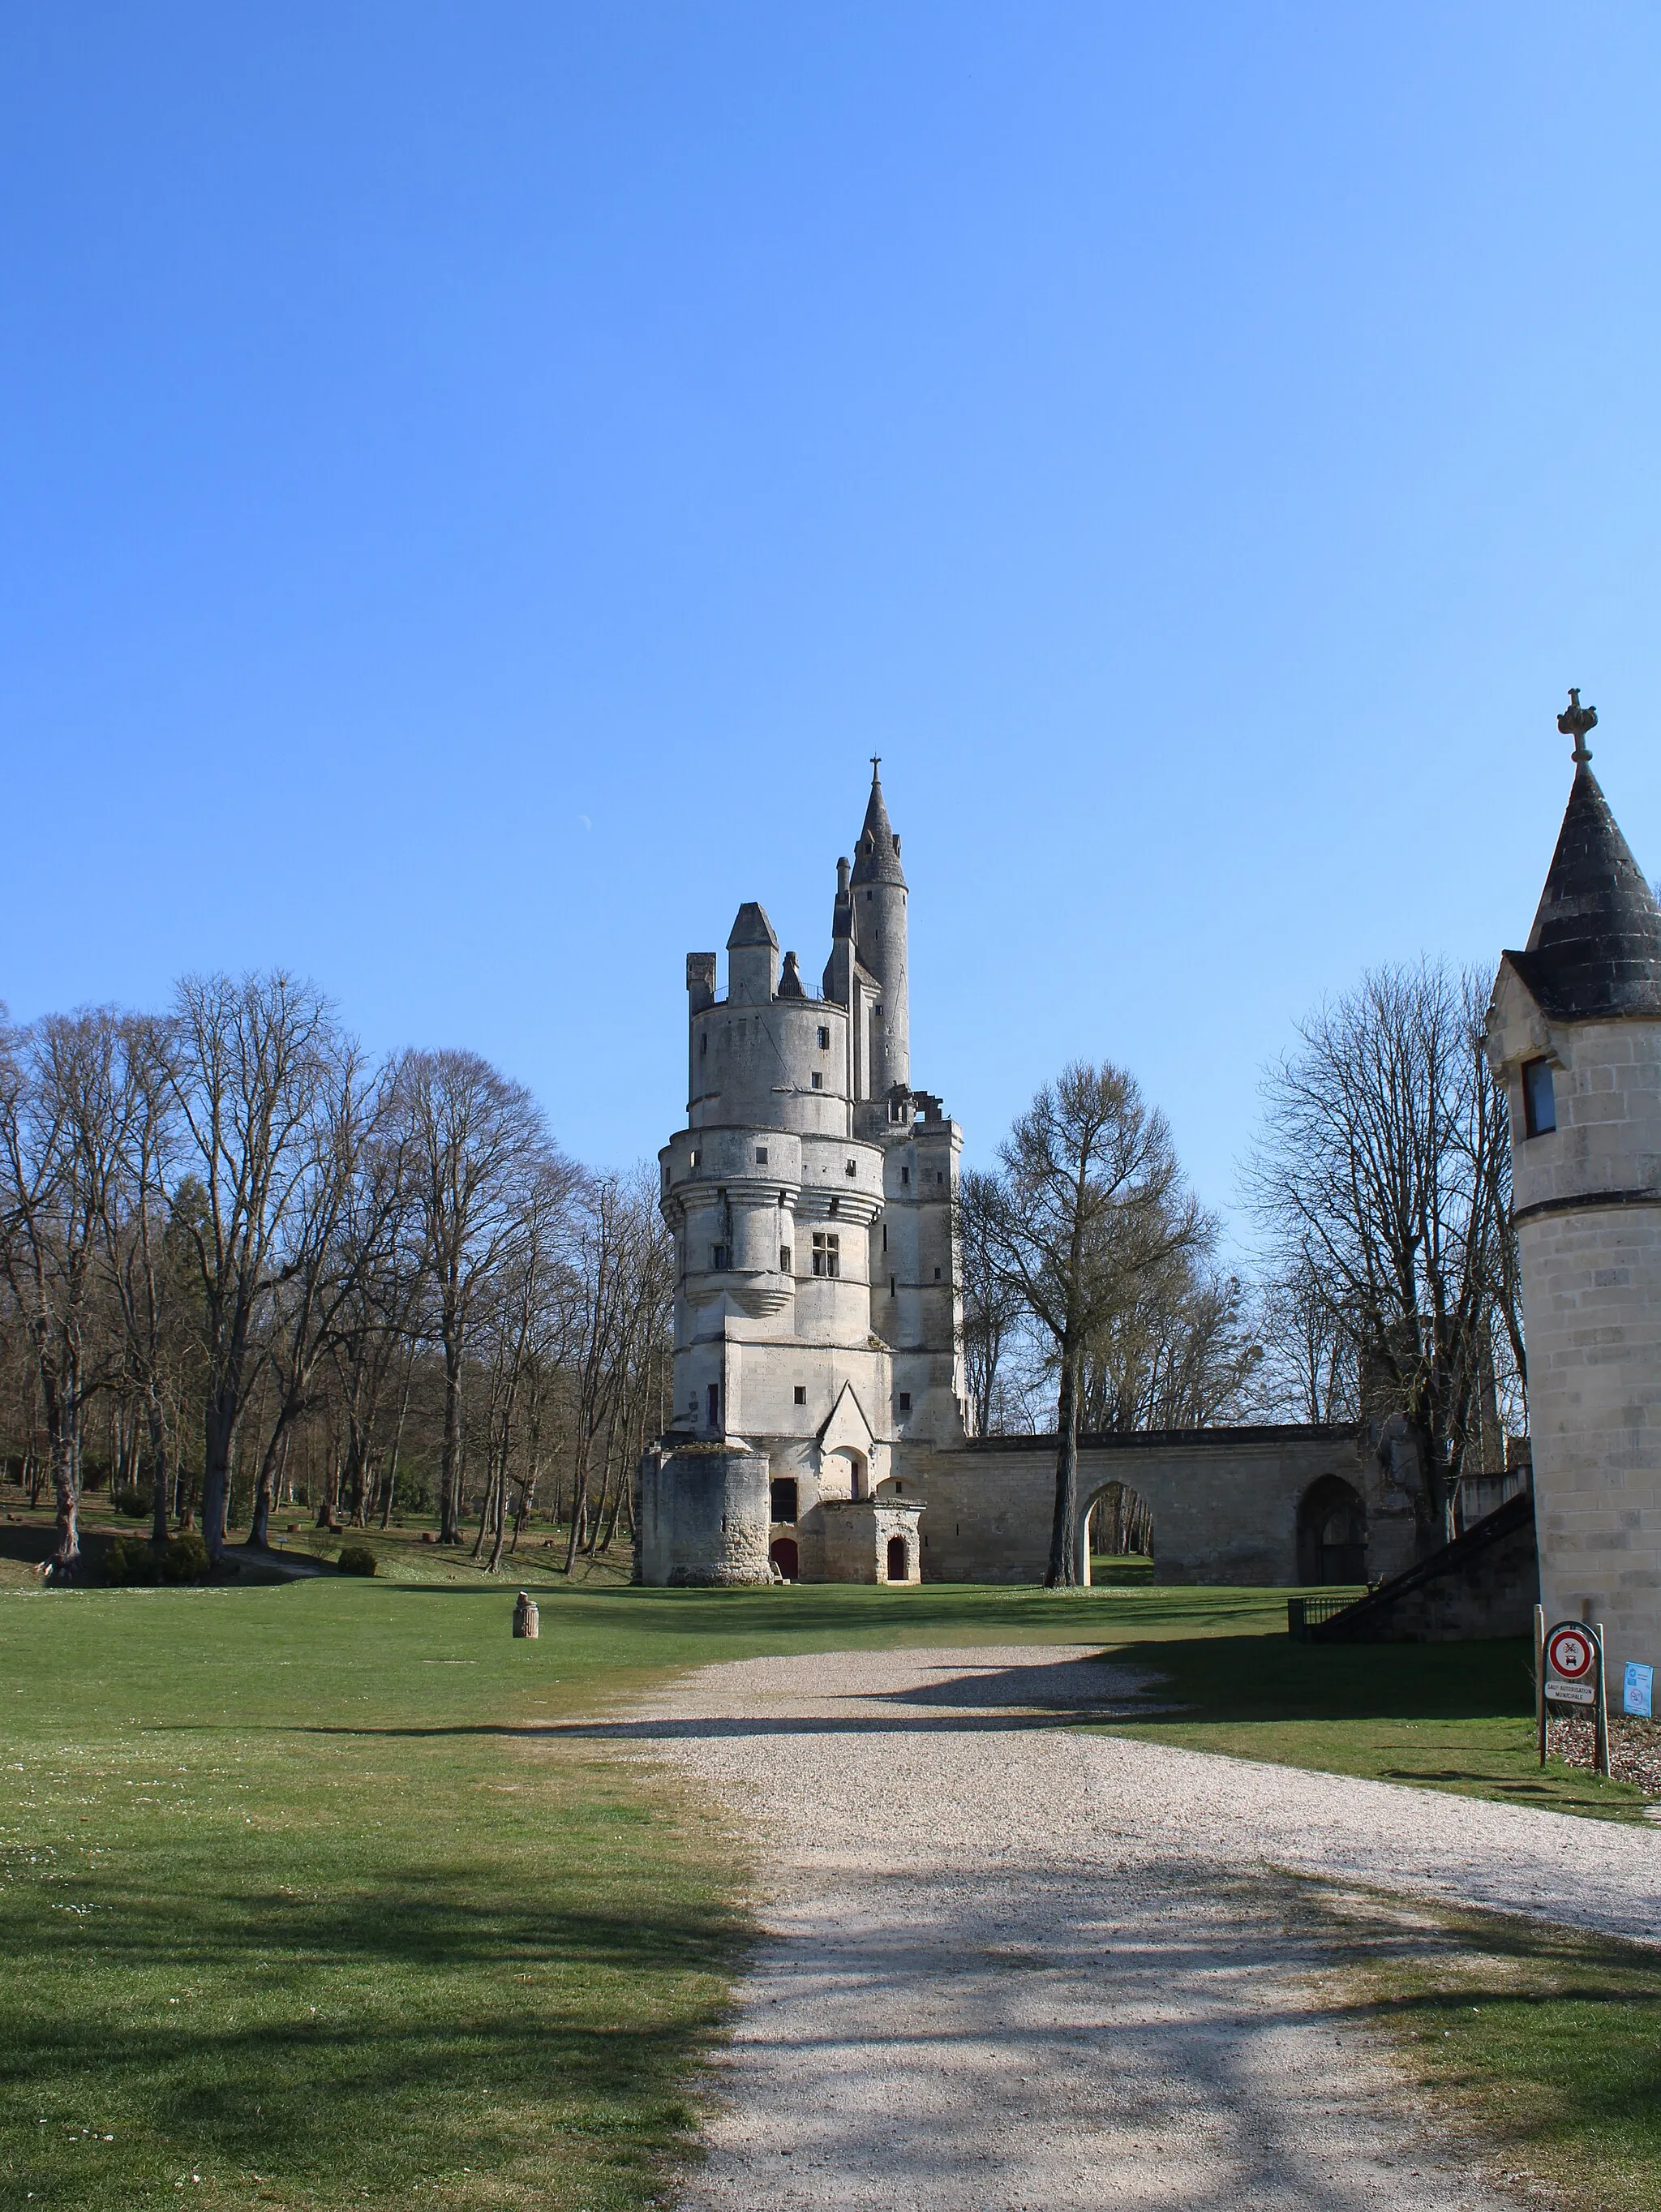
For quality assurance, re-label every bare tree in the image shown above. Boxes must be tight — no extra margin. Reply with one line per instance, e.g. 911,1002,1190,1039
397,1050,549,1544
976,1062,1209,1586
1246,960,1517,1552
167,972,342,1560
1251,1257,1358,1424
957,1167,1028,1435
0,1010,132,1573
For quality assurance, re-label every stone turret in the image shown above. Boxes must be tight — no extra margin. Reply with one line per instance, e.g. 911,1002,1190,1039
850,761,909,1100
1484,693,1661,1681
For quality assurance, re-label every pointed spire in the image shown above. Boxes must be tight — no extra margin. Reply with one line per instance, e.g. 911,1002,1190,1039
1504,711,1661,1019
849,758,908,888
777,951,807,1000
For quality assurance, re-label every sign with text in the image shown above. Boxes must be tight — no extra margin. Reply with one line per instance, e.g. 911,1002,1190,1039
1547,1680,1596,1705
1625,1662,1655,1719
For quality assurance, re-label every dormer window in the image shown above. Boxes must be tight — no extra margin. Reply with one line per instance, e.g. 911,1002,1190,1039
1522,1058,1557,1137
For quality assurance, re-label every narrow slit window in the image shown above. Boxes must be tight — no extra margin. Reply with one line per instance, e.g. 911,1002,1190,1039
779,1243,792,1273
711,1243,729,1271
933,1265,942,1281
1522,1057,1557,1137
792,1385,806,1406
900,1166,910,1187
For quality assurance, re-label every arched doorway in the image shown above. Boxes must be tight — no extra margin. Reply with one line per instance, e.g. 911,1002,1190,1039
885,1535,908,1582
1080,1481,1153,1585
770,1536,799,1580
1296,1475,1367,1584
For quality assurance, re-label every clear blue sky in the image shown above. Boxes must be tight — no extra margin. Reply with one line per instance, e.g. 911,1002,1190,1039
4,6,1658,1241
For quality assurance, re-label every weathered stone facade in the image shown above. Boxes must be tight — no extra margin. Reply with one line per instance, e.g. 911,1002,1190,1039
1484,710,1661,1681
636,765,1443,1589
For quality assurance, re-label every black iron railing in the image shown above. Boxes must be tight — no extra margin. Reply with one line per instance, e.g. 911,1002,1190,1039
1287,1592,1359,1641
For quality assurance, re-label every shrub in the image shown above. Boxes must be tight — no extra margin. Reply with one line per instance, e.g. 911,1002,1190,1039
161,1531,210,1584
106,1536,164,1586
337,1544,378,1577
113,1484,148,1518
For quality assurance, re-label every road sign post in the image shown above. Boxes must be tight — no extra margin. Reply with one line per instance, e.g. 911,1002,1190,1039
1534,1604,1547,1767
1543,1618,1612,1780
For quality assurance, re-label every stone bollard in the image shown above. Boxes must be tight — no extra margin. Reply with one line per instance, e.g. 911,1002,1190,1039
512,1590,539,1639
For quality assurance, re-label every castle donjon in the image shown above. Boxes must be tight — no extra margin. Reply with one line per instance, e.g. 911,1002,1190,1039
639,729,1661,1686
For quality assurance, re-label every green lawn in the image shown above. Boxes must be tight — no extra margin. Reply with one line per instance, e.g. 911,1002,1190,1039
2,1510,1655,2210
1321,1890,1661,2212
1092,1607,1656,1821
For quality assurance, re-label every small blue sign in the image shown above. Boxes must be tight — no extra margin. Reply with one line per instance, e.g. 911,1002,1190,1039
1623,1661,1654,1719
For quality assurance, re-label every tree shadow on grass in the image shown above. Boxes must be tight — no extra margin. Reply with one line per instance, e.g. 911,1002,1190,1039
0,1871,743,2188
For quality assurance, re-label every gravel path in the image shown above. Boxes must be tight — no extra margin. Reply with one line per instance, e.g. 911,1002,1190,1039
602,1643,1661,2212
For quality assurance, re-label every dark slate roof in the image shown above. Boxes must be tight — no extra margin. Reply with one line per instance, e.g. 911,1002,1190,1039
726,901,778,951
1503,764,1661,1020
849,767,908,889
776,951,807,1000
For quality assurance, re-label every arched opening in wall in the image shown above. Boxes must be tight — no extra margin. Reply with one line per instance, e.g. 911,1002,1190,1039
1082,1481,1153,1585
770,1536,799,1581
886,1535,908,1582
834,1448,867,1501
1297,1475,1367,1585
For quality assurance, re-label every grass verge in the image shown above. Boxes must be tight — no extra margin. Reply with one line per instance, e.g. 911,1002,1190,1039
1094,1617,1656,1823
1318,1888,1661,2212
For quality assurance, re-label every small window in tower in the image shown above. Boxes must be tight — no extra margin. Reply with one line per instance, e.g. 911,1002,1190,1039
818,1026,830,1049
866,889,873,901
873,1004,883,1019
890,1274,896,1298
811,1072,823,1090
793,1385,807,1406
755,1146,768,1165
700,1033,707,1056
711,1244,729,1271
898,1392,912,1413
706,1382,720,1428
900,1166,910,1187
689,1149,700,1168
937,1170,946,1185
779,1244,792,1273
828,1195,839,1217
1523,1057,1557,1137
882,1223,888,1252
934,1265,942,1280
845,1158,857,1176
812,1231,841,1278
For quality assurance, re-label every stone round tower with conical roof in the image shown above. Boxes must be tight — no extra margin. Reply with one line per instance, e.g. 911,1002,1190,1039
1485,693,1661,1681
849,759,909,1102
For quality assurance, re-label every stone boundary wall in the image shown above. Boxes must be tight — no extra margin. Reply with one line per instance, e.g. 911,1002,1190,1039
912,1425,1413,1587
1314,1489,1539,1643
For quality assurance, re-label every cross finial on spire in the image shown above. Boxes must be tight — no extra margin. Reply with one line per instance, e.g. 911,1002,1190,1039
1558,687,1597,765
870,754,881,779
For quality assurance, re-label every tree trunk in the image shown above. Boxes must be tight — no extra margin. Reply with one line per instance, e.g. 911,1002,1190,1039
202,1389,235,1561
1045,1349,1082,1588
440,1329,464,1543
146,1393,170,1548
52,1431,80,1574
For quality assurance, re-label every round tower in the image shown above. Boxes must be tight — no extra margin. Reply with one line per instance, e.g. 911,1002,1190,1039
1485,694,1661,1682
849,759,909,1098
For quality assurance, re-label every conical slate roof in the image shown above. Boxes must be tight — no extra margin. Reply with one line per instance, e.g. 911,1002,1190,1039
726,901,778,951
849,764,908,889
1504,764,1661,1020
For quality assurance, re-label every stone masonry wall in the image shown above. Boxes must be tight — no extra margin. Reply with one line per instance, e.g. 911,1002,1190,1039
637,1446,772,1586
909,1427,1412,1587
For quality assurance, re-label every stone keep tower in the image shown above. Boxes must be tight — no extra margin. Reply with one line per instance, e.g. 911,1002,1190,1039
1485,694,1661,1679
637,764,968,1586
